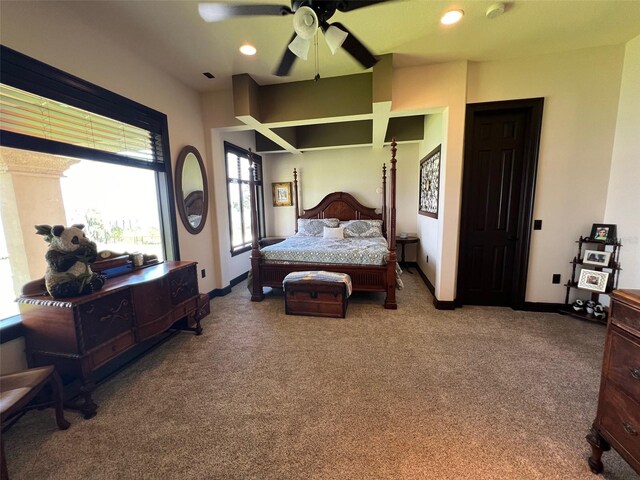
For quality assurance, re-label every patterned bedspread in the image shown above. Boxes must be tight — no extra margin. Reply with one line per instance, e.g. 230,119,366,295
261,236,389,265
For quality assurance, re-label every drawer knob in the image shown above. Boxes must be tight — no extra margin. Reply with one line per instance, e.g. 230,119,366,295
622,422,638,436
631,367,640,380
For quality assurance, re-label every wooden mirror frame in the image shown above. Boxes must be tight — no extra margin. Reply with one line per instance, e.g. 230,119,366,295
175,145,208,235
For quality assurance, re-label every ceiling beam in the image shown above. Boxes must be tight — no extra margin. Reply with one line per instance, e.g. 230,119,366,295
372,54,393,149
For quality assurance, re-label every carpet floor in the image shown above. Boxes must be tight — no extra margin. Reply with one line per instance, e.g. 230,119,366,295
2,272,638,479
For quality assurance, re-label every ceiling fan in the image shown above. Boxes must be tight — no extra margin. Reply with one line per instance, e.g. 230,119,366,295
198,0,390,76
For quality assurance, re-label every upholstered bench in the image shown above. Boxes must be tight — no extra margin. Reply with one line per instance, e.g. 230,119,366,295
283,271,352,318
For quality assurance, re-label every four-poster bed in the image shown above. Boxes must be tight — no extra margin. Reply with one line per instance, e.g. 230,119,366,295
247,140,399,309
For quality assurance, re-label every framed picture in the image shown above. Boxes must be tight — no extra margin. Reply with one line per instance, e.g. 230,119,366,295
419,144,441,218
578,269,610,293
272,182,292,207
582,249,611,267
589,223,617,243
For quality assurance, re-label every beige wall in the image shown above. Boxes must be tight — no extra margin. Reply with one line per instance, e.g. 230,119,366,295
468,45,625,302
210,130,256,286
605,34,640,288
392,61,468,301
416,113,444,287
263,144,419,240
0,1,218,295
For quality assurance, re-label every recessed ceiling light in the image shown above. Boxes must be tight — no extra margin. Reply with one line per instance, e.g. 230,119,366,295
441,9,464,25
239,43,257,56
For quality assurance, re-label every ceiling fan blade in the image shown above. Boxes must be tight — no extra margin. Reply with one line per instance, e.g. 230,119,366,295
335,0,390,13
198,3,292,22
328,22,378,69
274,33,299,76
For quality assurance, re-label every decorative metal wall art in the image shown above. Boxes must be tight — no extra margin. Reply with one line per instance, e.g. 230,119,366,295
419,144,441,218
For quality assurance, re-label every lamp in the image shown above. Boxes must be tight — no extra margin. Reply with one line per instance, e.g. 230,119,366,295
292,6,318,39
288,5,318,60
288,35,311,60
324,25,348,55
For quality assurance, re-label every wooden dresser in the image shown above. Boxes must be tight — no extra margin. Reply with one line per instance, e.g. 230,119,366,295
17,261,208,418
587,289,640,475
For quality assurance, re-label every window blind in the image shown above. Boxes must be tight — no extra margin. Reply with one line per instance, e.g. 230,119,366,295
0,84,161,162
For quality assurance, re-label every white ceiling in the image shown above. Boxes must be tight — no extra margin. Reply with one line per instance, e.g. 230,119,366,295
54,0,640,92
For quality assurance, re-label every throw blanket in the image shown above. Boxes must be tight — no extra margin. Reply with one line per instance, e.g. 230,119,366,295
283,270,353,297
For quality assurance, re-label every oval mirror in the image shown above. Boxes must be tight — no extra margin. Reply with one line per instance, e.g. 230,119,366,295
175,145,208,234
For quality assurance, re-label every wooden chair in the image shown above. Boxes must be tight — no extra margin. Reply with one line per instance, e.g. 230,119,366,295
1,366,70,479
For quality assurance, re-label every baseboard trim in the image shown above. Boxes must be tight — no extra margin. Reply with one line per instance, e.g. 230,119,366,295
434,299,456,310
210,271,249,298
415,265,435,296
230,271,249,287
413,266,562,313
414,264,456,310
522,302,564,313
210,286,231,298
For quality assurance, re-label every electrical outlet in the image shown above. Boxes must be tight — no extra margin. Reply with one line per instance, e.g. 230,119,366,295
552,274,561,284
201,269,206,278
534,219,542,230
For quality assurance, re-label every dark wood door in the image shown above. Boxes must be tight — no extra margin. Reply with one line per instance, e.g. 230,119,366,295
458,99,543,307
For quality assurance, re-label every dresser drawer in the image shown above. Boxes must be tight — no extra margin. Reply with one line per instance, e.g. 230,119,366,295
173,297,198,322
79,289,134,351
607,330,640,402
599,382,640,463
89,330,135,369
169,265,198,306
612,300,640,337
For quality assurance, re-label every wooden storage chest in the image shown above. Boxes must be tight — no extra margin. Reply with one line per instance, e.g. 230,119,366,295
284,271,351,319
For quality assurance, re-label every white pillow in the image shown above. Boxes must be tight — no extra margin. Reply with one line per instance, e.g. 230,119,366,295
323,226,344,239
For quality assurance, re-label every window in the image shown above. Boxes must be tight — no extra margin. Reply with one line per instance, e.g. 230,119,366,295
224,142,264,255
0,45,177,324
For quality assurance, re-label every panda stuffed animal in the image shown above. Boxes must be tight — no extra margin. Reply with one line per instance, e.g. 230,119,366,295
35,224,107,298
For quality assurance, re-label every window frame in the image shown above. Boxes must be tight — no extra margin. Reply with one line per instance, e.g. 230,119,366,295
223,142,265,256
0,45,179,333
0,45,179,261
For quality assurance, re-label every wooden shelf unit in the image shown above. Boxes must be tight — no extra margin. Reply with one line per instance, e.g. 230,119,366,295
561,236,622,324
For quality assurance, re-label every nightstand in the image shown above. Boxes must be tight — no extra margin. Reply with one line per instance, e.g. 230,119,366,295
396,236,419,273
259,237,286,248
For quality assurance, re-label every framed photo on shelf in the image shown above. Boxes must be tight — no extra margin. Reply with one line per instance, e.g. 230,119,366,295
582,249,611,267
418,144,441,218
589,223,617,243
578,269,609,293
272,182,292,207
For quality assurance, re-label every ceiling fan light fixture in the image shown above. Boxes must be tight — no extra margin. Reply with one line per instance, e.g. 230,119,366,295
440,9,464,25
293,6,319,39
486,3,505,19
239,43,257,56
198,4,228,22
324,25,348,55
288,35,311,60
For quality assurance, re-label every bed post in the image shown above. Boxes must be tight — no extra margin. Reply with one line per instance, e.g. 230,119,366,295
384,139,398,309
248,150,264,302
293,168,299,234
382,163,387,238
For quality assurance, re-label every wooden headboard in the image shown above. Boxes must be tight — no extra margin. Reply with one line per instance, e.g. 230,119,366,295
300,191,384,234
184,190,204,216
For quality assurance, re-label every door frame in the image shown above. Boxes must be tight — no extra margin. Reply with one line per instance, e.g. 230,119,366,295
457,98,544,309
